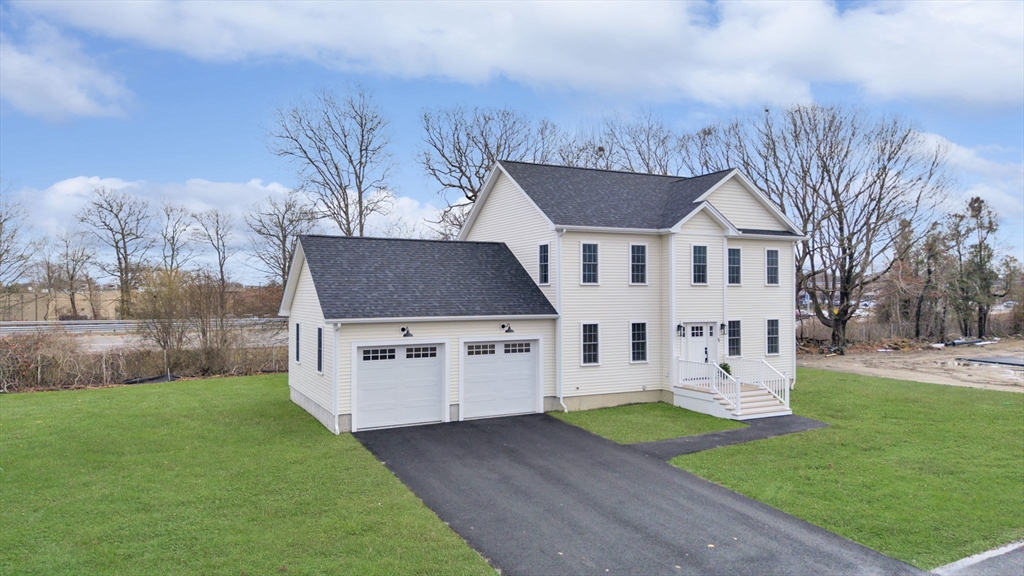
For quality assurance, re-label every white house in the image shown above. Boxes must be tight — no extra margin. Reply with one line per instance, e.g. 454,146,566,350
280,161,803,433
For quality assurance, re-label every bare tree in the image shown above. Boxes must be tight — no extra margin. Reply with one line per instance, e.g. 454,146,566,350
158,202,193,272
680,105,950,348
270,85,394,237
604,112,683,175
56,230,95,318
192,208,234,316
419,106,555,236
77,187,153,318
33,242,62,320
0,198,36,288
244,191,318,287
137,268,191,372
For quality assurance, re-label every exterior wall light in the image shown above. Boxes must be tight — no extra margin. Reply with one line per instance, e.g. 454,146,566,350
501,323,514,333
400,326,413,337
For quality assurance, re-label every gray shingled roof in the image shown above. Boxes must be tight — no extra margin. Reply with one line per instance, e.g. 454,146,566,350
298,235,557,320
498,161,734,229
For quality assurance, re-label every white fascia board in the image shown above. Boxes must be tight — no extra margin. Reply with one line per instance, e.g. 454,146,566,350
555,225,669,235
694,169,802,235
738,232,808,241
326,314,560,324
278,241,306,316
457,161,556,240
671,202,740,235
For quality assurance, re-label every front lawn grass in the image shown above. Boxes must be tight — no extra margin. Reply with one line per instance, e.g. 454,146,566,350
0,375,493,575
674,368,1024,570
549,401,744,443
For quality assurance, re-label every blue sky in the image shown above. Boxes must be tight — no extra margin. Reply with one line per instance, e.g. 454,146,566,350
1,0,1022,282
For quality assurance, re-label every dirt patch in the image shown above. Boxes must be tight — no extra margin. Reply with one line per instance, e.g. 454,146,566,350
798,338,1024,393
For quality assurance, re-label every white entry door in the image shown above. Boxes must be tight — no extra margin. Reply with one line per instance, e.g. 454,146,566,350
684,323,719,363
462,340,539,419
356,344,444,430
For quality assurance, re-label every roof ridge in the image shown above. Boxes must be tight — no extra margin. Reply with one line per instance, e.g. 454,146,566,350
499,159,736,180
299,234,504,246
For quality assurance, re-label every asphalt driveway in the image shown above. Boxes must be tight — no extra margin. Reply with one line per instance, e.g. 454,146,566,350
355,414,924,576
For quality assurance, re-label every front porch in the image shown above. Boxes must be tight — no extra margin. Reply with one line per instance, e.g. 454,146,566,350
673,358,792,420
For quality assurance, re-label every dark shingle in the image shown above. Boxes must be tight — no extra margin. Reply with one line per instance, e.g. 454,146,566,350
499,161,734,229
298,235,557,320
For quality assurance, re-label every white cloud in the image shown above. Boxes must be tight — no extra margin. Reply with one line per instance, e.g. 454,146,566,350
0,22,131,120
12,0,1023,106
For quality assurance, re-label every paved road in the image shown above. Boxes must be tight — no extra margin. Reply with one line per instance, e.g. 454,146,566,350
356,414,924,576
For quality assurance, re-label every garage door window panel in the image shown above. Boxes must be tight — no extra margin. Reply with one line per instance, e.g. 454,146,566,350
406,346,437,358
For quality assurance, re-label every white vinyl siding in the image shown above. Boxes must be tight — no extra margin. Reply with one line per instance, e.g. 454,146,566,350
581,243,599,284
288,260,335,413
463,172,556,301
725,239,794,374
705,177,787,231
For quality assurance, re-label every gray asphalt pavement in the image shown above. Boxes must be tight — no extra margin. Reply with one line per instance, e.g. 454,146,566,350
355,414,924,576
933,544,1024,576
631,414,829,460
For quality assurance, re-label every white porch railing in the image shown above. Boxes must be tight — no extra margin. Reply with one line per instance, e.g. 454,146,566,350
678,360,742,413
729,358,790,407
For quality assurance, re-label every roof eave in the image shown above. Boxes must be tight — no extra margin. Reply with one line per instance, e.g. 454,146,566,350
278,240,306,316
323,313,560,324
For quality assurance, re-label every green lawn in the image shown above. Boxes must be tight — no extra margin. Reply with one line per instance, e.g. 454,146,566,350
0,375,492,576
549,401,744,443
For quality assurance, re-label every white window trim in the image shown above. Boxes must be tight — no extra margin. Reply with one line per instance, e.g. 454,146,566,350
580,241,601,286
726,319,742,358
691,244,709,286
294,322,301,364
538,243,550,286
629,320,649,364
628,243,648,286
580,321,601,366
727,246,742,286
316,326,324,374
766,318,781,356
765,247,780,287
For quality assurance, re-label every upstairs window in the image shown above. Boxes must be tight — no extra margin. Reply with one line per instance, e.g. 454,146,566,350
582,243,599,284
728,248,741,285
581,323,600,365
316,327,323,372
538,244,549,285
766,249,780,285
766,319,780,355
631,322,647,362
630,245,647,284
692,246,708,284
728,320,742,357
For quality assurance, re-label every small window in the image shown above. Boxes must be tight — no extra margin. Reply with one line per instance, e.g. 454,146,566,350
766,249,780,285
582,243,599,284
316,327,323,372
406,346,437,358
728,321,742,357
692,246,707,284
767,319,780,355
631,322,647,362
690,325,703,338
538,244,549,285
504,342,531,354
582,324,599,365
362,348,396,361
295,323,300,362
728,248,741,285
467,344,495,356
630,245,647,284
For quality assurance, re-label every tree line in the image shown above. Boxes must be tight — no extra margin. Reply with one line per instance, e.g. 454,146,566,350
2,86,1021,351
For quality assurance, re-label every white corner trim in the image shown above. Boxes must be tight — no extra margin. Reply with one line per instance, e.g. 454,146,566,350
278,241,306,316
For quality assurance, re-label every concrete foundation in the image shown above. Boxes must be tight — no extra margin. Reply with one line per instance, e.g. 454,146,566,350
290,387,351,434
558,389,673,411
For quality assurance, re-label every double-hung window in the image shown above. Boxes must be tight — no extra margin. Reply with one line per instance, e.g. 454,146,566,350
630,245,647,284
727,320,742,357
582,243,599,284
630,322,647,362
294,323,300,362
692,246,707,284
316,327,324,373
728,248,741,285
538,244,549,285
766,249,780,286
766,319,780,355
581,323,600,365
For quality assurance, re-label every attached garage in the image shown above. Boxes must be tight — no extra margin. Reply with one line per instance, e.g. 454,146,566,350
280,235,558,434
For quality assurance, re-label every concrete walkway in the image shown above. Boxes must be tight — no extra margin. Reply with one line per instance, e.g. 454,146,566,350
356,414,922,576
631,415,829,460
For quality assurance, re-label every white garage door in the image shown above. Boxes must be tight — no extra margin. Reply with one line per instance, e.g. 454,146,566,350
462,340,539,420
356,345,444,430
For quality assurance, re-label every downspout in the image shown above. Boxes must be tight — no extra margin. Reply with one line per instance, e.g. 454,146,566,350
722,236,728,365
556,228,568,412
791,243,798,390
332,322,340,434
668,232,677,387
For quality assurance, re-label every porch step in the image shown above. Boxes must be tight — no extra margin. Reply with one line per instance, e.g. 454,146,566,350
712,388,790,420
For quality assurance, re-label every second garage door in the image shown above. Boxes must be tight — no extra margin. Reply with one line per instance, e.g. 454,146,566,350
462,340,539,419
356,344,445,430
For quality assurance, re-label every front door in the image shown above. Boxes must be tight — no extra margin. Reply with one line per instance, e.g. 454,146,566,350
683,323,718,363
